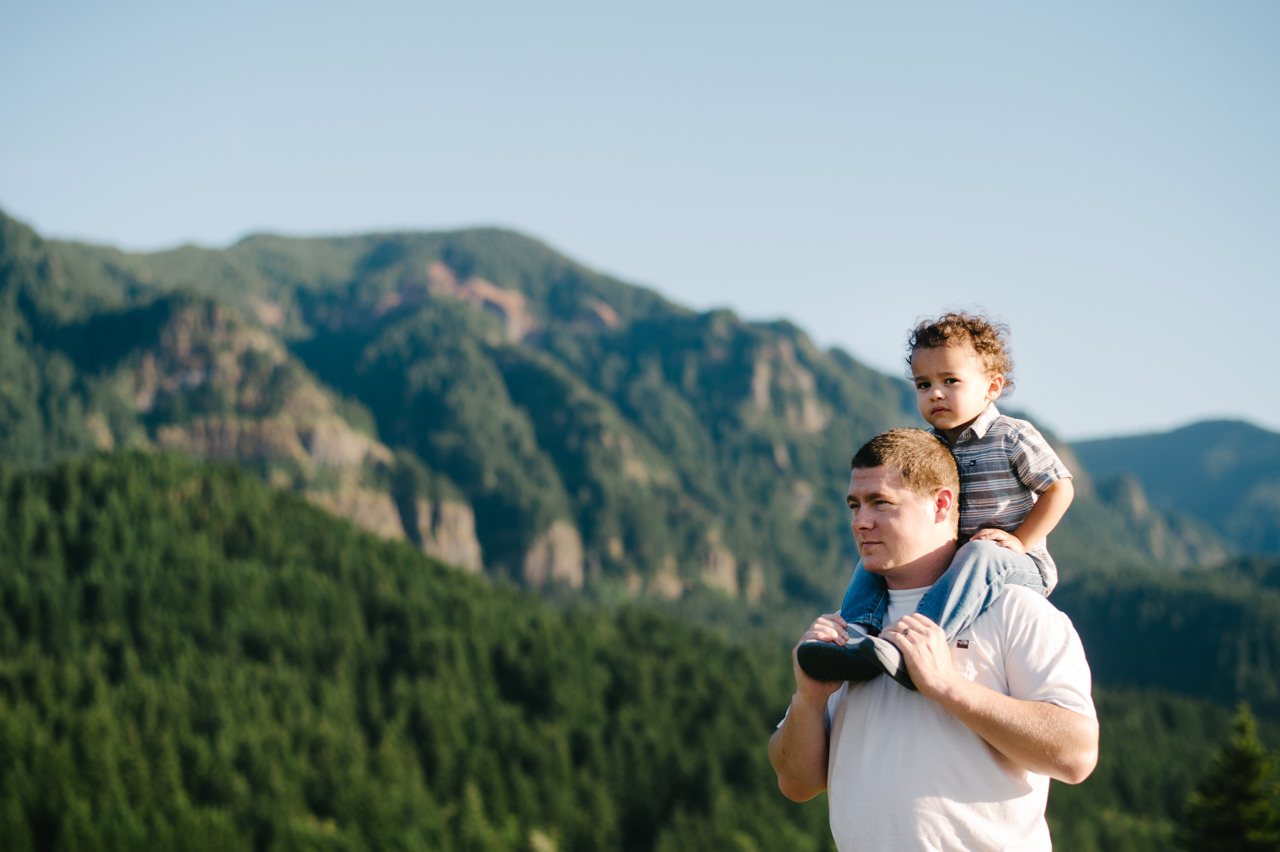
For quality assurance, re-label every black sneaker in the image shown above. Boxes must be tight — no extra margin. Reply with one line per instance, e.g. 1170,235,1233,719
797,639,882,683
859,635,917,691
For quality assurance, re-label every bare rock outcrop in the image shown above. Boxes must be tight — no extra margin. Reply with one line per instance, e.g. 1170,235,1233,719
522,521,585,588
649,555,685,600
306,489,404,541
749,338,830,434
414,499,484,573
426,260,540,342
701,544,739,597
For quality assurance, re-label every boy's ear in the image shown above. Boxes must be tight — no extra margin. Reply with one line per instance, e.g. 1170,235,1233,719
986,373,1005,402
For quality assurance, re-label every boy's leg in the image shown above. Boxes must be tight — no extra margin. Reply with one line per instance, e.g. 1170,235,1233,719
838,560,888,633
918,540,1046,640
860,540,1047,690
797,561,886,683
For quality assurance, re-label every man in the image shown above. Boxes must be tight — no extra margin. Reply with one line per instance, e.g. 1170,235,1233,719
769,429,1098,851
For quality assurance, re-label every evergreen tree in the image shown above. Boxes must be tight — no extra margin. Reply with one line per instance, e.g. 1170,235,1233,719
1178,703,1280,851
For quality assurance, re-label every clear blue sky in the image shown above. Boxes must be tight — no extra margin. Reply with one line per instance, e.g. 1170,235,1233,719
5,0,1278,440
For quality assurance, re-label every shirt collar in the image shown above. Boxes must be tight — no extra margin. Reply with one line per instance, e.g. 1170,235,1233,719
934,403,1000,445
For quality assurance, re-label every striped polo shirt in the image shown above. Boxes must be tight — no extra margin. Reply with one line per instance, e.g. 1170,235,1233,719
933,404,1072,592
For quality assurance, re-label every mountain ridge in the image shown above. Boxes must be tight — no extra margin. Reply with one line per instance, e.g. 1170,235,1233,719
1076,419,1280,555
0,207,1258,616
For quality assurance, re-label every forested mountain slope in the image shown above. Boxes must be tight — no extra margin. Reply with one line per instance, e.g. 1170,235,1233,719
2,452,1277,852
1054,559,1280,716
0,452,815,851
0,208,1240,623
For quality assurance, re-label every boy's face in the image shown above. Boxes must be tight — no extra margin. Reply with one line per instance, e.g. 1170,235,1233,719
911,344,1004,441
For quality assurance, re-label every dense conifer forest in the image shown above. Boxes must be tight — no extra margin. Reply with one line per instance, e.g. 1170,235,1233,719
3,452,1280,851
0,453,823,851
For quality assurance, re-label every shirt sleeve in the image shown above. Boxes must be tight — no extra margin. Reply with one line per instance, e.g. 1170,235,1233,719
1009,423,1073,496
999,588,1097,720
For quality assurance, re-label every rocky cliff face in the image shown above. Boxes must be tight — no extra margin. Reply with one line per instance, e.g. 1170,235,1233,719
750,338,830,435
121,299,488,571
1097,475,1231,569
413,499,484,574
522,521,585,588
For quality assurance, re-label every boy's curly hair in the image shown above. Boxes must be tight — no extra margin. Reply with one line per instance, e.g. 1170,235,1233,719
906,311,1015,395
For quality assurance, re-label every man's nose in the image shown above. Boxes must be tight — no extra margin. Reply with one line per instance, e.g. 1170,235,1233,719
850,507,872,529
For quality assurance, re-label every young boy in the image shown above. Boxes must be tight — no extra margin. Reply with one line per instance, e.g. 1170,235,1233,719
797,311,1075,688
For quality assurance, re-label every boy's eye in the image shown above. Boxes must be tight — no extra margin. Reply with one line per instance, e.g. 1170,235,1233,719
915,381,929,390
944,378,961,385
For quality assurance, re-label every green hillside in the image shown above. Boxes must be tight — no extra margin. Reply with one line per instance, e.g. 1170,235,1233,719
0,452,823,851
2,452,1277,852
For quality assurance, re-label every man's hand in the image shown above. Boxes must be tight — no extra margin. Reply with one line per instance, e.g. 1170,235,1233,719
799,612,851,645
969,527,1027,554
881,614,958,698
882,615,1098,784
793,613,853,700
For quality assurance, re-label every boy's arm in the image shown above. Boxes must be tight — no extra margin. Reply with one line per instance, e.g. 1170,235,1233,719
1014,476,1073,551
971,477,1074,553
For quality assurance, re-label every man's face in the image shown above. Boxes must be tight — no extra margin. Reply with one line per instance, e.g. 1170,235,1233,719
847,465,952,588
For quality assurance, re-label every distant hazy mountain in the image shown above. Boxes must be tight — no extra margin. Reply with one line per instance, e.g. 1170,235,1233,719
1075,420,1280,555
0,208,1237,620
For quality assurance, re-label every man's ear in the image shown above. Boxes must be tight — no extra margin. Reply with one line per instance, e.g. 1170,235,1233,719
933,487,957,521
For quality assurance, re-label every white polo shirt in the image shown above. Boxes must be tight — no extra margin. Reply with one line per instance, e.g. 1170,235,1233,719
825,586,1095,852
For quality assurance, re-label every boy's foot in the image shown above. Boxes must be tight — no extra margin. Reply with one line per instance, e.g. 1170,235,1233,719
859,635,917,691
797,628,881,683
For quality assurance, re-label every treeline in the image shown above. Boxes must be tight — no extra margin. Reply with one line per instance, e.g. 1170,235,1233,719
1051,691,1280,850
0,452,1276,851
0,452,825,851
1054,562,1280,717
